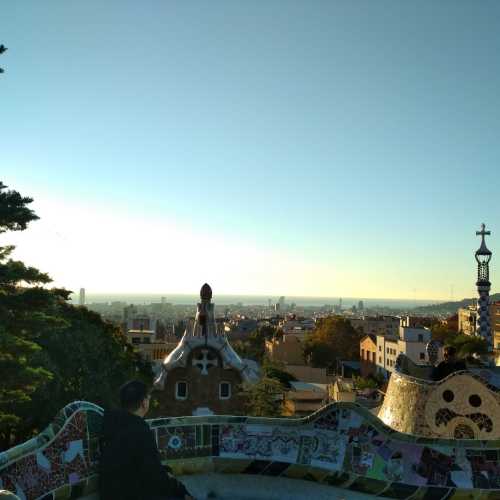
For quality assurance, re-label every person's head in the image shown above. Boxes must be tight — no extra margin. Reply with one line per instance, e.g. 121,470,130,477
119,380,151,417
443,345,457,362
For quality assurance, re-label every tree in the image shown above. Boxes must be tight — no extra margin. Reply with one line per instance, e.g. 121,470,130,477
231,325,278,363
240,377,285,417
0,182,149,448
0,183,68,448
446,334,489,359
0,44,6,74
430,321,456,344
303,316,361,368
261,357,297,389
17,305,153,438
353,375,381,390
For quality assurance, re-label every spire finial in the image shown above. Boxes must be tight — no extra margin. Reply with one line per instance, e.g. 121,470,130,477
476,222,490,241
475,223,492,257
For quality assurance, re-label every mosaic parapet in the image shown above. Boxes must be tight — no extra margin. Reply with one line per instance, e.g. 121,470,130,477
0,401,103,500
378,363,500,439
2,401,500,499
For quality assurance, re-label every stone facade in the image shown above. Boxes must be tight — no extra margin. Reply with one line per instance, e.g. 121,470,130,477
359,334,377,377
155,345,245,417
154,284,259,417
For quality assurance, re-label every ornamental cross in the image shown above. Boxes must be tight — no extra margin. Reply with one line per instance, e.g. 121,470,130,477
476,223,491,243
476,222,491,240
193,349,218,375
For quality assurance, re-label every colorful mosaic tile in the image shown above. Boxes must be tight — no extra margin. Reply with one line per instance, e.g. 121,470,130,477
1,398,500,499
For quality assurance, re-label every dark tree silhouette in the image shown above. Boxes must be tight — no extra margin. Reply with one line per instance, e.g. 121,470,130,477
0,44,6,74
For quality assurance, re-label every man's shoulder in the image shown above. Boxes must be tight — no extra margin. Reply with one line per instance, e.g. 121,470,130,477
101,409,150,440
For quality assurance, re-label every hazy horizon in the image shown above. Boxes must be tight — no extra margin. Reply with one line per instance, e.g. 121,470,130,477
69,291,451,309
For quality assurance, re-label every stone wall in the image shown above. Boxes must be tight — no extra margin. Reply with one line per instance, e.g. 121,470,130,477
378,369,500,439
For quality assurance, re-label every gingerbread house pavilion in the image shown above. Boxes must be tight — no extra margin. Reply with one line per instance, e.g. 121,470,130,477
153,283,260,416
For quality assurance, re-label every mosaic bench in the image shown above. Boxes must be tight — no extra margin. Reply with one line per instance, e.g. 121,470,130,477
1,400,500,500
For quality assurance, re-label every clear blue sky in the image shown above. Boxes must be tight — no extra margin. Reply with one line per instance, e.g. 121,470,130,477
1,1,499,299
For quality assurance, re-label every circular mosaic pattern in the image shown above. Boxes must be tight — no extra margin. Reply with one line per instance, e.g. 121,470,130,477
442,390,454,403
168,435,183,449
469,394,482,408
454,424,475,439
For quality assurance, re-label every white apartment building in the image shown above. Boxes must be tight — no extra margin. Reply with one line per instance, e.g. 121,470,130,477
375,326,432,377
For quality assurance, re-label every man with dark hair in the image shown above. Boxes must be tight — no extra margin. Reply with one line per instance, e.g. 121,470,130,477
431,346,466,381
99,380,193,500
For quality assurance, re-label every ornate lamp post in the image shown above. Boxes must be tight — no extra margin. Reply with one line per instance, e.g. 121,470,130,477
475,223,493,352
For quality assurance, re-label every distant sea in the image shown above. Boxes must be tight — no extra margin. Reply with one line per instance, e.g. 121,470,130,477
69,293,442,309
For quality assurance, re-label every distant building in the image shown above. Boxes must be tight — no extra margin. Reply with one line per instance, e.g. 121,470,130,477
442,313,459,332
284,365,335,384
282,381,328,417
79,288,85,306
349,315,400,337
265,334,305,365
359,334,377,377
458,306,477,335
279,296,285,310
492,302,500,350
126,328,177,364
330,378,356,403
375,326,432,377
223,317,258,340
279,317,315,335
336,360,361,378
400,316,434,328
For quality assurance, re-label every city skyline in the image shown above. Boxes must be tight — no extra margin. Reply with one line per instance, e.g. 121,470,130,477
2,2,500,300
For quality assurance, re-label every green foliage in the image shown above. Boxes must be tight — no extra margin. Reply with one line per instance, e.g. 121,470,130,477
232,325,277,363
17,305,153,439
0,328,53,430
258,325,278,339
0,182,149,449
239,358,297,417
240,377,285,417
430,322,457,344
446,334,489,358
0,182,39,233
303,316,361,368
353,375,380,390
262,357,297,389
0,185,63,448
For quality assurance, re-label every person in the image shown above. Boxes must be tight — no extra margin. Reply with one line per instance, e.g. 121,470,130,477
99,380,193,500
431,345,466,381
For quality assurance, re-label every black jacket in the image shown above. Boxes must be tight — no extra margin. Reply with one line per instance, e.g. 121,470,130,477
98,409,189,500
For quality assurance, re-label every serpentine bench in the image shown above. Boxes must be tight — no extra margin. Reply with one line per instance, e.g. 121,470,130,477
1,400,499,499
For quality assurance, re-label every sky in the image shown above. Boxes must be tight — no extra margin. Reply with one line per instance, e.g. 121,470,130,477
1,1,500,300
